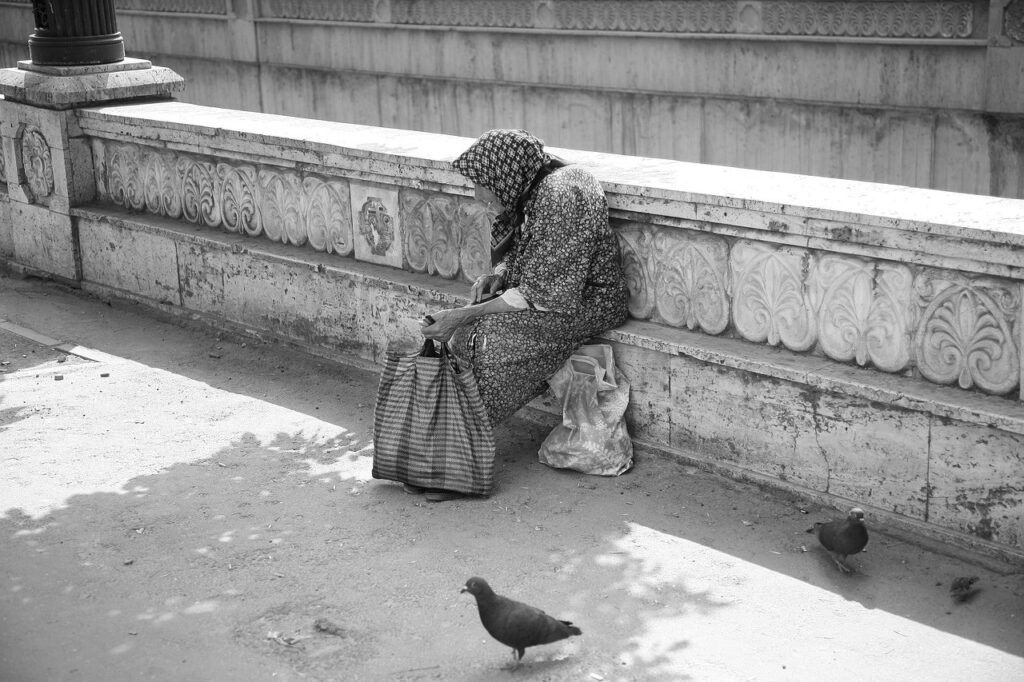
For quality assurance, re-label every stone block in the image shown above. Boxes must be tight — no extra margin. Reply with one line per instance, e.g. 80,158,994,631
928,420,1024,549
668,353,830,492
9,201,78,280
609,341,671,447
78,217,181,304
808,392,930,520
177,240,427,365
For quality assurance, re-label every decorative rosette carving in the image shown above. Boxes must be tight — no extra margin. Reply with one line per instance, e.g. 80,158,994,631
358,197,394,257
914,273,1020,395
810,255,913,372
21,126,54,202
731,241,816,351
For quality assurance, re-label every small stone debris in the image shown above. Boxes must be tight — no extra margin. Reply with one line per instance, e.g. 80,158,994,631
100,373,110,378
54,375,64,381
208,352,222,359
57,356,66,363
123,559,134,566
313,617,347,637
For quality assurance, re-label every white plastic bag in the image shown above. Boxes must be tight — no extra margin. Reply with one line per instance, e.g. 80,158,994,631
538,344,633,476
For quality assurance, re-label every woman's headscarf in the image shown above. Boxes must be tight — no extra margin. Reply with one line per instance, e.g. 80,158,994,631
451,129,554,265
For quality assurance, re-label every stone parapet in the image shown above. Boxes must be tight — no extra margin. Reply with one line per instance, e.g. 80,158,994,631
2,100,1022,561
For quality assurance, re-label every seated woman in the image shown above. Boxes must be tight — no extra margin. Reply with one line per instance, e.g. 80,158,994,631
417,129,629,500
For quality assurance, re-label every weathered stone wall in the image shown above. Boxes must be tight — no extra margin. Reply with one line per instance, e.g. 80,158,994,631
3,0,1023,197
2,99,1020,562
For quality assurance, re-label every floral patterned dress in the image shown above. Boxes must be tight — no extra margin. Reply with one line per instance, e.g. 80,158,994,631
450,164,629,426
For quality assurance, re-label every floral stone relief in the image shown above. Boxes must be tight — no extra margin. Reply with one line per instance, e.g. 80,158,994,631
809,255,914,373
401,189,490,282
913,272,1020,395
731,240,817,351
101,142,353,256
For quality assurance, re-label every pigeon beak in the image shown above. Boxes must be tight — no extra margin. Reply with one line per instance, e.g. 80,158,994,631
459,587,467,593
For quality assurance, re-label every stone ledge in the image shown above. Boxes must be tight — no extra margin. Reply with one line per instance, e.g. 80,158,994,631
0,64,185,110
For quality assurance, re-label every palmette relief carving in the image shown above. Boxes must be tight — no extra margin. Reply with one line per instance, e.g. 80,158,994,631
810,256,913,372
457,201,492,283
401,190,486,281
101,142,352,257
914,273,1020,395
616,224,729,334
617,223,657,321
731,241,816,351
21,126,54,202
653,229,730,334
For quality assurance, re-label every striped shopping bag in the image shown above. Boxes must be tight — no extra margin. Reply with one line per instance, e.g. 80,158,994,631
372,339,495,495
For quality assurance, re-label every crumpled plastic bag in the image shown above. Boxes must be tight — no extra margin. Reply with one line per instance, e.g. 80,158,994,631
538,344,633,476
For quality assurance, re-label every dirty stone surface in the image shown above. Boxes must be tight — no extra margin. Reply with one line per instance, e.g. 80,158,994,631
1,273,1023,682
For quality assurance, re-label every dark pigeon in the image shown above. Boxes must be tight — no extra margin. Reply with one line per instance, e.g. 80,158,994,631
950,576,980,603
461,576,581,667
807,507,869,573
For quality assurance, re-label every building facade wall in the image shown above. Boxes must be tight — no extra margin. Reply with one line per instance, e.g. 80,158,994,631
2,0,1023,197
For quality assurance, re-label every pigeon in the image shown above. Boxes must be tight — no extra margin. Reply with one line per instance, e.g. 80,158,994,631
807,507,869,573
460,576,581,667
950,576,980,603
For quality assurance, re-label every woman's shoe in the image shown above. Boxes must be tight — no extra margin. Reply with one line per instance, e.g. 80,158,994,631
424,489,464,502
403,483,426,495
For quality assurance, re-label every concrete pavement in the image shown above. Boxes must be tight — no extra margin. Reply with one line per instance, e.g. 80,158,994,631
1,273,1023,682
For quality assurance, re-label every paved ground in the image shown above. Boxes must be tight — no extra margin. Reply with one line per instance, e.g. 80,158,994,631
1,273,1022,682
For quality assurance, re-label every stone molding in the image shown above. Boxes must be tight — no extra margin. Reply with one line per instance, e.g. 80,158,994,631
255,0,978,39
94,141,491,282
115,0,231,14
618,223,1021,397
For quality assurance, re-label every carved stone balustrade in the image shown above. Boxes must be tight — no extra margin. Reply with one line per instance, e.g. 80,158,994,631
1,101,1021,563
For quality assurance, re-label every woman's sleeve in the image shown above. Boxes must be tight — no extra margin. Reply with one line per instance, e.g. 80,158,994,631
515,184,597,314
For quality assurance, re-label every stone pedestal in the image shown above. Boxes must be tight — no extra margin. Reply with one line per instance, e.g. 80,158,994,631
0,46,184,280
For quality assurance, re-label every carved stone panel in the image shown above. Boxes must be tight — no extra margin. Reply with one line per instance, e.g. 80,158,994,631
913,271,1020,395
401,189,489,281
810,255,914,372
617,222,657,321
350,182,401,268
618,223,730,333
101,142,353,257
19,125,54,203
731,241,816,351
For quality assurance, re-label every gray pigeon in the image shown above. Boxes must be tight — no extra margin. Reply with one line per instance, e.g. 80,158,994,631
807,507,869,573
461,576,581,667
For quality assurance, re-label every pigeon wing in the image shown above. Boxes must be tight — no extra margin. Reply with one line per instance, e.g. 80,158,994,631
483,595,580,650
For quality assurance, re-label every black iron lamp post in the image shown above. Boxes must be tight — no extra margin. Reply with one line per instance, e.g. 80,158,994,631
28,0,126,66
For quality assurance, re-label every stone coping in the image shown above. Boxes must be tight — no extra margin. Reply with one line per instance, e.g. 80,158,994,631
76,102,1024,247
72,203,1024,437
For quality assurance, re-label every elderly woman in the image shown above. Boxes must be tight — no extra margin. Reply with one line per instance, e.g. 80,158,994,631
420,129,629,456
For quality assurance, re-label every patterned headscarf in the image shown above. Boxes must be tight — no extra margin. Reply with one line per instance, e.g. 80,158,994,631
451,129,551,263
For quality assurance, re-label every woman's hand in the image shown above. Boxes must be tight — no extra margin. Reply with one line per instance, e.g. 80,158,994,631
419,307,469,343
470,272,506,303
